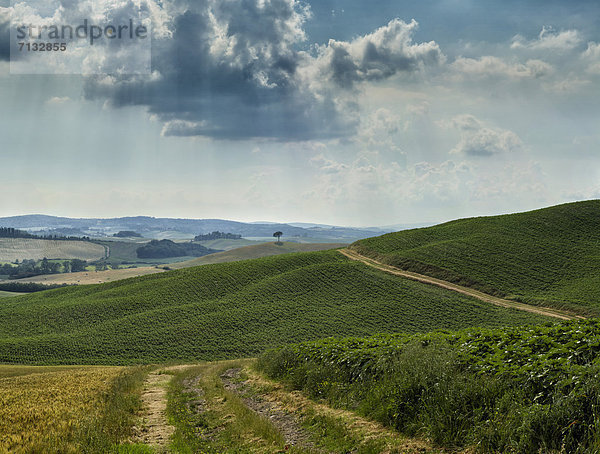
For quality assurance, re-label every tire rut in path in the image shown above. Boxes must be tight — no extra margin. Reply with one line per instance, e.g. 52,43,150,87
340,248,584,321
220,368,316,450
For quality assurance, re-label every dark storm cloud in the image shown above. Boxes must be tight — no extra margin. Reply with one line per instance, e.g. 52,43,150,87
0,11,9,61
83,0,442,141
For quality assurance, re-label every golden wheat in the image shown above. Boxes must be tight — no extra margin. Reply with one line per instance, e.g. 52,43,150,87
0,366,123,453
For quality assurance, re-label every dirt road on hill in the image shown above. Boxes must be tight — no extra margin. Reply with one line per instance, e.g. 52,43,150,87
340,248,584,321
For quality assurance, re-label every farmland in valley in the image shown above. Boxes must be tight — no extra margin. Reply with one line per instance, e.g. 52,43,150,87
0,238,106,262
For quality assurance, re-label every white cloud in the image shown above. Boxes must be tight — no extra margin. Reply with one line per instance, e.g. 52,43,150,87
45,96,71,105
310,154,349,174
309,19,445,88
451,56,552,80
449,115,523,157
583,42,600,74
543,77,591,93
511,26,582,51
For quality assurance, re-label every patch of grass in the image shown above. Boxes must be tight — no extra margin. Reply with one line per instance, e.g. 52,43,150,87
259,319,600,452
167,361,289,453
0,251,547,365
76,366,150,453
244,364,435,453
353,200,600,314
0,290,22,298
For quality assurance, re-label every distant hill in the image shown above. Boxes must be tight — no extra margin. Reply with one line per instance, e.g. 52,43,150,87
0,238,106,262
170,242,346,269
352,200,600,315
0,250,546,365
0,215,386,242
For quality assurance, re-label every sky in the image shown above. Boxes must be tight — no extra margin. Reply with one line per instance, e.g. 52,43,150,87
0,0,599,226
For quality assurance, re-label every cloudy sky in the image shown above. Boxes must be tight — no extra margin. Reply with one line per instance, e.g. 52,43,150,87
0,0,599,226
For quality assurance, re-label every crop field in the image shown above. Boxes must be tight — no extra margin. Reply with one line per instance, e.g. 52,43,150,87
94,240,146,264
16,266,165,285
0,291,21,298
195,238,263,250
0,238,106,262
260,318,600,453
171,241,346,269
353,200,600,315
0,250,548,365
0,365,123,453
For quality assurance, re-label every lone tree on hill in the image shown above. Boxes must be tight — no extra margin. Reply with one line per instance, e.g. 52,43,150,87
273,231,283,244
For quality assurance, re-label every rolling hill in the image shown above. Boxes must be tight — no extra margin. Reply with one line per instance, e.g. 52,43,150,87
170,242,346,269
352,200,600,315
0,250,547,365
0,215,384,242
0,238,106,262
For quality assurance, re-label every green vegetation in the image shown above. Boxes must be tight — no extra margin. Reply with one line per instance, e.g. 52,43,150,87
0,290,21,298
259,319,600,453
0,226,91,241
0,281,67,293
193,231,242,241
353,200,600,315
168,361,428,453
136,239,219,259
113,231,143,238
95,239,200,267
0,250,547,365
0,227,37,239
170,241,346,269
0,258,88,278
168,362,289,453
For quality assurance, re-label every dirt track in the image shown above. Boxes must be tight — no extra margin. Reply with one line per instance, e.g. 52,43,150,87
340,249,584,321
134,366,191,450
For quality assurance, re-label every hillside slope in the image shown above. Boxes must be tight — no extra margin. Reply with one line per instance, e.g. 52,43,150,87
170,242,346,269
0,251,547,365
0,238,106,261
352,200,600,314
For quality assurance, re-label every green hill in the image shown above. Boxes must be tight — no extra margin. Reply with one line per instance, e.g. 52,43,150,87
0,250,547,365
352,200,600,315
170,241,346,269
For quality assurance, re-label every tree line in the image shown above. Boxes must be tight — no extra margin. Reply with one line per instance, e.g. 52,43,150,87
0,227,91,241
194,231,242,241
0,259,89,279
137,239,218,259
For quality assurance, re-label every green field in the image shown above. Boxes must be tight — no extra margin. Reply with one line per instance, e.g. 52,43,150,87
0,238,106,262
0,250,548,365
95,239,200,266
195,238,264,250
353,200,600,315
0,291,22,298
171,241,346,269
